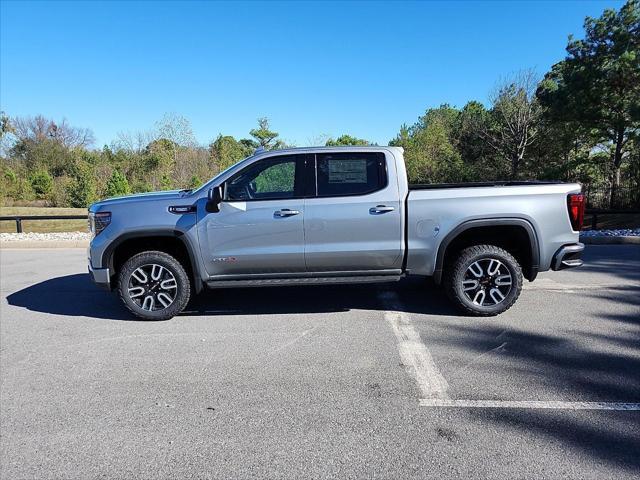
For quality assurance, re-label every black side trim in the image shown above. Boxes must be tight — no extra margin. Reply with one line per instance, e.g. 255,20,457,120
401,195,409,272
433,218,540,284
101,230,203,293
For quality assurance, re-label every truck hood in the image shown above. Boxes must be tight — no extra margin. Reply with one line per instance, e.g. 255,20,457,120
90,190,188,210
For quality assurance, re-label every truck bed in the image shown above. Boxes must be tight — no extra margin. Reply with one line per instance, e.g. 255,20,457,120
404,181,582,277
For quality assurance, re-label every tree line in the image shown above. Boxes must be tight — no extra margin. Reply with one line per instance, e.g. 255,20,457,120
1,0,638,209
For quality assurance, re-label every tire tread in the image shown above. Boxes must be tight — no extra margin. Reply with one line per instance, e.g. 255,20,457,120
117,250,191,320
444,244,523,317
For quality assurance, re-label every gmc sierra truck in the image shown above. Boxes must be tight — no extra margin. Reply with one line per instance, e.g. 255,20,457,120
88,146,585,320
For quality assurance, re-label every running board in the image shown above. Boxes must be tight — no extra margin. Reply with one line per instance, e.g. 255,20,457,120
205,275,402,289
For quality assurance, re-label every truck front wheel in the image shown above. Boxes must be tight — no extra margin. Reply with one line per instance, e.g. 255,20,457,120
445,244,523,316
118,251,191,320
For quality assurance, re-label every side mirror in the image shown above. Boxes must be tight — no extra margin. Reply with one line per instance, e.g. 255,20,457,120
206,185,223,213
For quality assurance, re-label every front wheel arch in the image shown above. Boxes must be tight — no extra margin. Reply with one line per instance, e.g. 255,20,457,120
104,231,203,293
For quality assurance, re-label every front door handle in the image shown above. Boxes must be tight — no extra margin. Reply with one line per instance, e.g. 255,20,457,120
369,205,395,214
274,209,301,217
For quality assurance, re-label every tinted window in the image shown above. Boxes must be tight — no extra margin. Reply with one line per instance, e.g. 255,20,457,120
316,152,386,197
225,156,300,201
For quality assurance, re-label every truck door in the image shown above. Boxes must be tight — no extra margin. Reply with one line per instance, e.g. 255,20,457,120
303,151,403,272
197,154,308,277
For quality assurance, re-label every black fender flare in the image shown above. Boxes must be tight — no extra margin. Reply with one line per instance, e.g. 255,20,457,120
101,229,204,293
433,218,540,284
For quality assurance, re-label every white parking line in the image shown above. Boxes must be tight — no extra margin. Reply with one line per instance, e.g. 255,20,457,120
380,291,449,400
420,399,640,411
380,290,640,412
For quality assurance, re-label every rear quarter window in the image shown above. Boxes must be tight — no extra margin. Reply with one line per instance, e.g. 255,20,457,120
316,152,386,197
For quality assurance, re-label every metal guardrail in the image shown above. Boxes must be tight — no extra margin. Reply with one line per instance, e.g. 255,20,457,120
0,215,87,233
586,209,640,231
583,185,640,210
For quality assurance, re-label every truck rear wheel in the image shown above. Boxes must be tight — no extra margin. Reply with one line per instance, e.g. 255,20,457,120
445,244,523,316
118,251,191,320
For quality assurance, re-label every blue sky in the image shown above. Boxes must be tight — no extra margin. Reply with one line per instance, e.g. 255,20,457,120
0,0,624,147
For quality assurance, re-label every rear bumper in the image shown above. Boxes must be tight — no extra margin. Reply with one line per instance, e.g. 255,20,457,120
551,242,584,271
89,262,111,290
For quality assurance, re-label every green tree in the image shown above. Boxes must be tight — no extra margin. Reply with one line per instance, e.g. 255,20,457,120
160,173,173,190
250,117,284,150
0,111,12,140
66,161,96,207
188,175,202,189
325,134,371,146
10,138,75,177
455,101,507,180
0,168,34,202
209,135,253,171
390,105,466,183
131,180,152,193
537,0,640,203
105,169,131,197
417,104,460,136
29,170,53,199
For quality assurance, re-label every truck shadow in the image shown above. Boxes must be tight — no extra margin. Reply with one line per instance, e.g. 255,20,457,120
5,273,459,320
185,277,458,317
6,273,133,321
6,244,638,321
436,290,640,473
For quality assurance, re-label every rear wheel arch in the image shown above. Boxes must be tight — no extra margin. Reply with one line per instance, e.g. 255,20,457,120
433,218,540,284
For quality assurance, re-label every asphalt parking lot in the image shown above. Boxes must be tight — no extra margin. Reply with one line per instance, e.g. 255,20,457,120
1,245,639,479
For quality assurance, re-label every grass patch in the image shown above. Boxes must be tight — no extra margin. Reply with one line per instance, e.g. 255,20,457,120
0,207,88,233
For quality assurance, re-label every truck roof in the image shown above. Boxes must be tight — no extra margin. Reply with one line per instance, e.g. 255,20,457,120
253,145,404,156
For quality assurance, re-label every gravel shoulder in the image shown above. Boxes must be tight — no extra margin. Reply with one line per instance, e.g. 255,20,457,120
0,231,90,248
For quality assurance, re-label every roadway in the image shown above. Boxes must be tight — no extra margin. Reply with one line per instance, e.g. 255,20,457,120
1,245,639,479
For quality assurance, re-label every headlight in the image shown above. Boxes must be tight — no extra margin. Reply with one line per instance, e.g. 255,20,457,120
89,211,111,237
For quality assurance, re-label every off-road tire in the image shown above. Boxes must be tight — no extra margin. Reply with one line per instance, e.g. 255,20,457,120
445,244,523,316
118,250,191,320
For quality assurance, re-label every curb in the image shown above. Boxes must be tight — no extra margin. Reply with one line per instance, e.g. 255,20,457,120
0,240,90,249
580,236,640,245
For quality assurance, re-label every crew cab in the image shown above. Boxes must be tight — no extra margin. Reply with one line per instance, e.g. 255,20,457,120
88,146,585,320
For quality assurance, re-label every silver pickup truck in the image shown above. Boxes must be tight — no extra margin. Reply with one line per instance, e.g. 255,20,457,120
88,146,585,320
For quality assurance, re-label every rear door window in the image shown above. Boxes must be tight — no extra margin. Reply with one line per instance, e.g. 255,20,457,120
315,152,386,197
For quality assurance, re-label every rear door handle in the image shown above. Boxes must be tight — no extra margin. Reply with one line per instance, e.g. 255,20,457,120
274,209,301,217
369,205,395,214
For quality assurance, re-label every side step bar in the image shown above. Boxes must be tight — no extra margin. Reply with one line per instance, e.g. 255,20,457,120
206,275,402,289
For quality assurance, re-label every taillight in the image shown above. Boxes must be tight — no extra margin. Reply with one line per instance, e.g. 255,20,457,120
567,194,585,231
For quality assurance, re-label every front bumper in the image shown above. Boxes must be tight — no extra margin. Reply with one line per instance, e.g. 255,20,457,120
551,242,585,271
89,262,111,289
